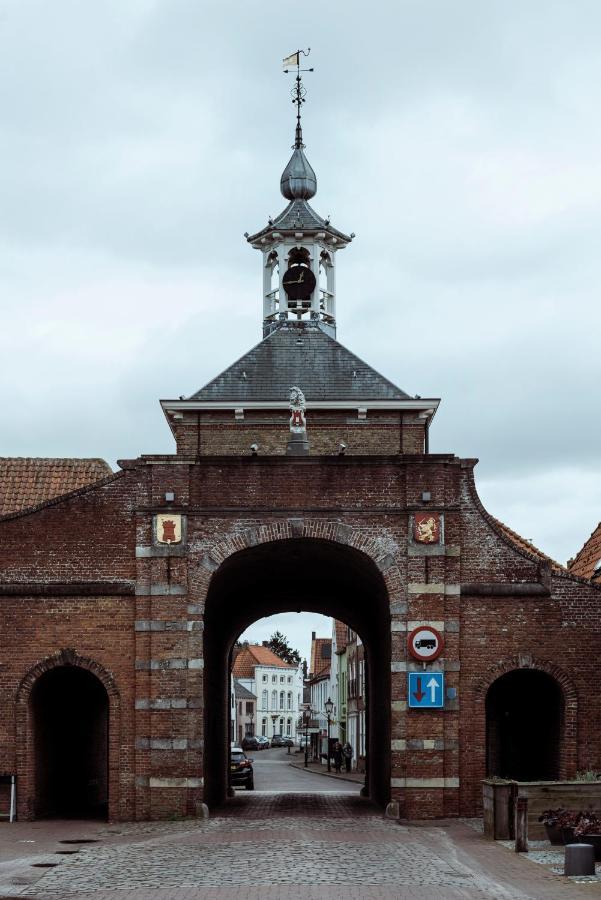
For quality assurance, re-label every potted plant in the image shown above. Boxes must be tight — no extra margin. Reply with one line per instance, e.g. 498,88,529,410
558,810,583,845
574,812,601,861
538,809,566,845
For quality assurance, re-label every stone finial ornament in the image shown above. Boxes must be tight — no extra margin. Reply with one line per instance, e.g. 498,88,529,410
286,385,309,455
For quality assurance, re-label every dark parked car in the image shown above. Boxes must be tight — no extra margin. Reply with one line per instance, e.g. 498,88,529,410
229,747,254,790
271,734,293,747
241,735,260,751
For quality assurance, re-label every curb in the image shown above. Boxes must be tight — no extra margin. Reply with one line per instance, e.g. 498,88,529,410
288,761,363,785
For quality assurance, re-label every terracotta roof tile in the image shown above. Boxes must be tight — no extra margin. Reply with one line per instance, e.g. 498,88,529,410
232,645,296,678
491,517,565,574
333,620,347,653
310,636,332,676
568,522,601,580
0,457,113,516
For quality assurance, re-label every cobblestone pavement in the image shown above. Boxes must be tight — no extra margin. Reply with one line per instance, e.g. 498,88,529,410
1,795,600,899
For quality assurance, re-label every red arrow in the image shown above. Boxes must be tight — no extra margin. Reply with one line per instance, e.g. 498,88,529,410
412,677,425,702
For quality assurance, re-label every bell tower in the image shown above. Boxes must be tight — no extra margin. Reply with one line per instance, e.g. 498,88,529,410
246,50,353,338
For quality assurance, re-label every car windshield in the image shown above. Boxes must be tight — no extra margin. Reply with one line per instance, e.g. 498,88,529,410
231,752,245,762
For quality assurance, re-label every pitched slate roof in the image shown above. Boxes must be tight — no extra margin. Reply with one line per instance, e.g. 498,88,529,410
191,323,409,403
568,522,601,580
234,680,257,700
0,457,113,516
232,644,296,678
247,199,351,244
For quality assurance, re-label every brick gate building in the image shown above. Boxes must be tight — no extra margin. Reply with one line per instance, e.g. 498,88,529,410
1,86,600,824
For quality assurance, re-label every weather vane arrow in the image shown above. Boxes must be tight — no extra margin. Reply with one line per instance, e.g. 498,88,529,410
282,49,314,149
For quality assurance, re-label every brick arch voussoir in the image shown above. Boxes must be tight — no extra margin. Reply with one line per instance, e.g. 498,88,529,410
15,648,121,707
474,656,578,707
199,521,398,593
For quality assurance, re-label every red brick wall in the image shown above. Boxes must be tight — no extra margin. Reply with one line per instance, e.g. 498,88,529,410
0,452,599,821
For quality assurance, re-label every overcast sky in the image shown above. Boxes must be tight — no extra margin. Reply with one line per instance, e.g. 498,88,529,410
3,0,601,626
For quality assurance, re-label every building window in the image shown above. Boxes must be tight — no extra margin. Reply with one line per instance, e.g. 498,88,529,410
262,718,267,736
262,674,268,682
280,717,284,732
280,676,284,683
272,690,277,709
287,676,292,683
245,701,253,715
287,692,292,710
272,675,277,683
262,689,268,709
279,691,285,709
286,718,291,736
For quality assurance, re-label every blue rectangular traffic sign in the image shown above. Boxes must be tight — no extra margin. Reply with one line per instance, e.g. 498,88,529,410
408,671,445,708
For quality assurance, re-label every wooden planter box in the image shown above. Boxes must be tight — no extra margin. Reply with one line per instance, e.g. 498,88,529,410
517,782,601,840
483,781,601,841
482,780,516,840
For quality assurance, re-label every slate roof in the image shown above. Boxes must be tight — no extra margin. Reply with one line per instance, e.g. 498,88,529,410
568,522,601,580
232,645,296,678
191,323,409,403
247,199,351,244
234,680,257,700
0,457,113,516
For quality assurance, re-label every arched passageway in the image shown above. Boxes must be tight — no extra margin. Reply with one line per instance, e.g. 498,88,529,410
486,670,563,781
203,538,390,809
31,666,109,819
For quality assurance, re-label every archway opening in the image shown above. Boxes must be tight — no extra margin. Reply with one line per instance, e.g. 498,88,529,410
486,669,563,781
31,666,109,819
230,612,366,796
203,538,390,810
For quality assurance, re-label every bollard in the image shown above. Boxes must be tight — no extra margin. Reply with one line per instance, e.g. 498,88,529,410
514,796,528,853
564,843,595,876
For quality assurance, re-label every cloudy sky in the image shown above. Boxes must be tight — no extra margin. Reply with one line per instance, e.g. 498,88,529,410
3,0,601,649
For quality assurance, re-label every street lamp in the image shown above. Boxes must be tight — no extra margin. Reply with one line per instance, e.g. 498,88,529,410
303,706,312,768
324,697,334,772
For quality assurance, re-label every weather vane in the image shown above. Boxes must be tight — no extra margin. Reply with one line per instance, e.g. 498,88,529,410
282,49,314,149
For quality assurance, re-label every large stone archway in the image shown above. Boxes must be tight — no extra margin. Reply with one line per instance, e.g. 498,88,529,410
199,532,393,808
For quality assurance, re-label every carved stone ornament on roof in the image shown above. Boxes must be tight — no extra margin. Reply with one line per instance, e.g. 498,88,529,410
289,386,306,433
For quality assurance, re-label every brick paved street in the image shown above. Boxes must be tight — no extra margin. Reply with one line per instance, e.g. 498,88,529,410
1,795,600,899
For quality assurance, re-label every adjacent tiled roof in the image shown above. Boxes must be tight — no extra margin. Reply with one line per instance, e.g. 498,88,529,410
568,522,601,580
232,645,296,678
247,199,351,244
310,637,332,677
307,665,330,686
191,323,409,403
234,680,257,700
0,457,113,516
333,620,348,654
492,517,566,574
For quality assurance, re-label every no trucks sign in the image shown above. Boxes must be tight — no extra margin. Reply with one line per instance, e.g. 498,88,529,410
407,625,444,663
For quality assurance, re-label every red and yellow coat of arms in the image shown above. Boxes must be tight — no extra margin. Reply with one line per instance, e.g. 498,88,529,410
413,512,441,544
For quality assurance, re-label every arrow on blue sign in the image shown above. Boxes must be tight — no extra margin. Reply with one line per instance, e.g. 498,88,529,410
408,671,444,708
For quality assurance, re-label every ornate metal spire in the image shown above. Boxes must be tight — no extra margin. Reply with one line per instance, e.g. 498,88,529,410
281,50,317,201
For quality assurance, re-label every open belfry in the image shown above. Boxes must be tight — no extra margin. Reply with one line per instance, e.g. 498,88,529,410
1,55,600,825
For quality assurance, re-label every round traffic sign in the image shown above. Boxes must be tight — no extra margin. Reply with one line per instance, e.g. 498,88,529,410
407,626,444,662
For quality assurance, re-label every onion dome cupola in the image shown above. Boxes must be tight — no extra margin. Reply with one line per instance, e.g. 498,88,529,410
246,50,353,339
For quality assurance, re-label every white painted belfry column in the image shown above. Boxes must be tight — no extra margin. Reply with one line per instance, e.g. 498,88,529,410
263,252,272,319
327,252,336,320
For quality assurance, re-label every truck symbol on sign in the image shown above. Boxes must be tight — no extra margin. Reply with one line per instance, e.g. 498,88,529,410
415,638,436,649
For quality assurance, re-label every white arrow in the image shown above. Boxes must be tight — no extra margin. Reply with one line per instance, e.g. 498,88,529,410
426,677,439,703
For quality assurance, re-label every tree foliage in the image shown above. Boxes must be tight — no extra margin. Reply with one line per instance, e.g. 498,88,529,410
267,630,301,666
